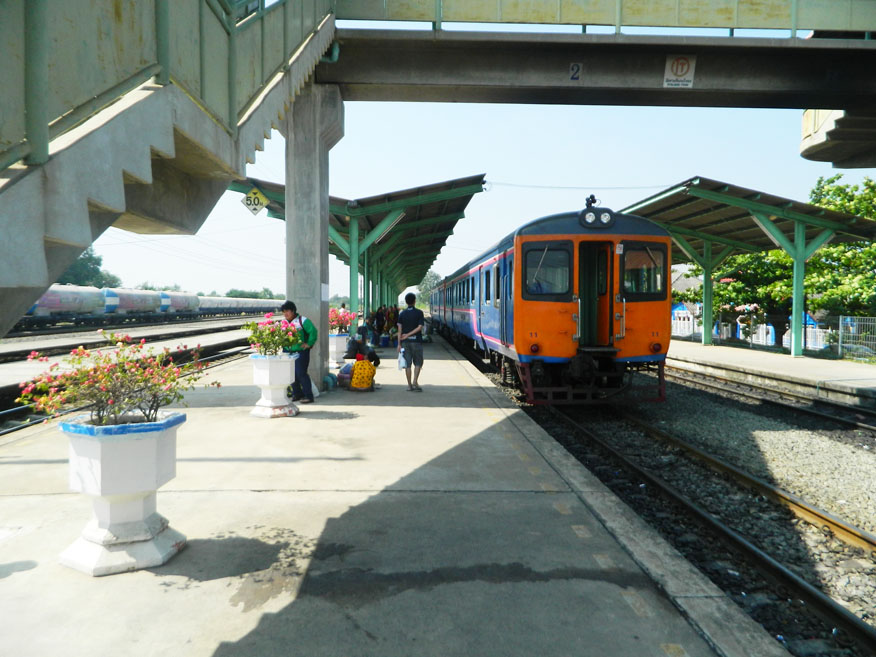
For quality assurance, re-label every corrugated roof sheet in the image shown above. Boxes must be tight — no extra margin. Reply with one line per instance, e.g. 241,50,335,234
623,176,876,264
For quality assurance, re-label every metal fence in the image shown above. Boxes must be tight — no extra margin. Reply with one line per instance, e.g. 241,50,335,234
671,310,876,362
839,316,876,361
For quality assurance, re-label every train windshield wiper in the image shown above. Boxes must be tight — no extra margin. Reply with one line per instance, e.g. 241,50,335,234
531,246,549,289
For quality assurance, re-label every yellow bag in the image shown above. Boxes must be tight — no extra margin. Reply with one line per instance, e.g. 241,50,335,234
350,359,376,391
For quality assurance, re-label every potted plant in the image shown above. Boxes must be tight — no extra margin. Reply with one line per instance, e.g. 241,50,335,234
327,307,355,367
242,312,301,417
16,331,217,576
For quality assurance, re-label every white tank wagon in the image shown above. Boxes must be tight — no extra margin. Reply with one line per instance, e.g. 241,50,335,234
160,292,200,313
27,284,106,316
101,288,161,314
197,296,280,314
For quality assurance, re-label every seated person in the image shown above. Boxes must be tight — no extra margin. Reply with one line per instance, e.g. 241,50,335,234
343,336,380,367
350,357,376,392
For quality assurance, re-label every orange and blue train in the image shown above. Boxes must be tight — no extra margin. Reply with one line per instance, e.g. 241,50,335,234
430,199,671,404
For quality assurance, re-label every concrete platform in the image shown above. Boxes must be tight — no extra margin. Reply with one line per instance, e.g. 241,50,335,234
0,337,787,657
668,339,876,408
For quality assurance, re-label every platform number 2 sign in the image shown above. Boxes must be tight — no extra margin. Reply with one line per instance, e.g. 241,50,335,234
242,187,269,215
569,63,582,81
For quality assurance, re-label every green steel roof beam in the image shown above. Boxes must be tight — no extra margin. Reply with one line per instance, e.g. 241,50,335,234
664,225,756,253
342,183,484,217
749,211,835,259
686,186,869,239
372,227,454,262
328,225,350,258
373,232,404,260
393,212,465,233
382,251,406,272
621,183,693,215
358,209,406,252
671,235,731,270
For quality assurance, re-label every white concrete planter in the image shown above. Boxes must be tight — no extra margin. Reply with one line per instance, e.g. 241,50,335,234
328,333,349,368
250,353,298,418
58,412,187,576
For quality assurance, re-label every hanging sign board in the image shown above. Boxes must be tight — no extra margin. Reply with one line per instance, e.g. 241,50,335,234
241,187,269,215
663,55,696,88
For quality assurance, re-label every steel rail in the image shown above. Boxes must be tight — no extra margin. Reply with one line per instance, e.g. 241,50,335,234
617,409,876,554
551,406,876,654
664,365,876,433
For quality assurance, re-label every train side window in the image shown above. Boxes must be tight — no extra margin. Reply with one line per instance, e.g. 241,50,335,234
471,276,475,303
522,241,572,301
484,269,491,304
508,257,514,299
621,243,667,300
493,264,500,309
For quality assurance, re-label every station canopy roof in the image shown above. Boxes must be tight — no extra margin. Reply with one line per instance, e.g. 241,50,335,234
623,176,876,265
238,173,485,287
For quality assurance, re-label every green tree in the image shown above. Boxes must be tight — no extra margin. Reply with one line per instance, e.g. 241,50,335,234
57,247,122,288
805,175,876,316
226,287,277,299
675,175,876,341
137,282,182,291
417,269,443,298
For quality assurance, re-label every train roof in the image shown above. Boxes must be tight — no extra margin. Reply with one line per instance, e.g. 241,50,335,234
444,207,668,282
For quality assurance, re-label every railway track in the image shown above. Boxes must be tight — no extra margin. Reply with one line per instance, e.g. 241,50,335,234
550,405,876,656
665,364,876,432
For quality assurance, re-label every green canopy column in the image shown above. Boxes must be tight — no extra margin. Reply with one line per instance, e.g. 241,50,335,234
751,213,834,356
363,249,371,317
671,235,732,346
348,218,359,323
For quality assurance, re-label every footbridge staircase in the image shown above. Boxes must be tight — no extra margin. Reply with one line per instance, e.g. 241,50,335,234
0,0,336,336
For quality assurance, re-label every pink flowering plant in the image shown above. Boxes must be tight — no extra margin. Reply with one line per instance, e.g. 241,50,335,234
328,308,354,333
243,312,301,355
16,330,218,426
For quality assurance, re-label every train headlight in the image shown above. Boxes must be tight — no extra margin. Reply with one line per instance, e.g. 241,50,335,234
600,212,612,224
530,343,540,354
650,342,663,353
584,211,596,224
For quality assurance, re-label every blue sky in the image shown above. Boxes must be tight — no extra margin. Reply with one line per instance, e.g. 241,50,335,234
91,25,876,300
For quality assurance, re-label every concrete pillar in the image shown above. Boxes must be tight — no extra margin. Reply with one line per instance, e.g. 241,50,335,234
283,83,343,390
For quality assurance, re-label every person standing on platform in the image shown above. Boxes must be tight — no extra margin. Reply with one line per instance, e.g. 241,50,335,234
281,300,318,403
375,306,386,340
397,292,425,392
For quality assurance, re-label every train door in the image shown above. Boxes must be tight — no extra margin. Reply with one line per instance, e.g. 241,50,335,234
577,242,612,346
501,256,513,346
476,266,483,340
